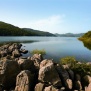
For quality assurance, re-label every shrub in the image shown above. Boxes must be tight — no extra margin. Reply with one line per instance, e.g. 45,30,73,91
30,49,46,55
60,56,91,77
60,56,77,68
72,63,91,77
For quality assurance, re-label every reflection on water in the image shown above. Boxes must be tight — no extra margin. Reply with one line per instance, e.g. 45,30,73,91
82,41,91,50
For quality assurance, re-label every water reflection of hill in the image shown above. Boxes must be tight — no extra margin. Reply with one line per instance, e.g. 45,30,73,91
82,41,91,50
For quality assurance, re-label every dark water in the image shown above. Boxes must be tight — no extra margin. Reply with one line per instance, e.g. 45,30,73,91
0,36,91,62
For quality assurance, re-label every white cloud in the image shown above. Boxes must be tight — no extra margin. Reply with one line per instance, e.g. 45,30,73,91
23,15,65,33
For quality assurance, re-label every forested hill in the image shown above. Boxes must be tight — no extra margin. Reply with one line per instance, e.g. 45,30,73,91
22,28,55,36
78,31,91,43
0,21,55,36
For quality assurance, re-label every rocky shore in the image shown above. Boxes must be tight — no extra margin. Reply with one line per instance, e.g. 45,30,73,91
0,43,91,91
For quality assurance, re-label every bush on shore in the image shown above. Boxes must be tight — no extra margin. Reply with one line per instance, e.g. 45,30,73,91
60,56,91,77
30,49,46,55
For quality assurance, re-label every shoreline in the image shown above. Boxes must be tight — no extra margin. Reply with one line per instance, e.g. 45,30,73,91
0,43,91,91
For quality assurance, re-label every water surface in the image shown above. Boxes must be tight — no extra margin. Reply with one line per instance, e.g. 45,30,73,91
0,36,91,62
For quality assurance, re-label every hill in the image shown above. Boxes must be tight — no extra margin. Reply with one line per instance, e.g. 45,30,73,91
22,28,55,36
55,33,84,37
0,21,55,36
78,31,91,43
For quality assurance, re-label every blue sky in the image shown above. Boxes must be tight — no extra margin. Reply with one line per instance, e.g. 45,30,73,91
0,0,91,34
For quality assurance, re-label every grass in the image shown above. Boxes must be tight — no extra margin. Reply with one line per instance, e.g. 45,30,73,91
30,49,46,55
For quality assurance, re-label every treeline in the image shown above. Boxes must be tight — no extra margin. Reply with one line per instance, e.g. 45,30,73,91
0,21,55,36
23,28,55,36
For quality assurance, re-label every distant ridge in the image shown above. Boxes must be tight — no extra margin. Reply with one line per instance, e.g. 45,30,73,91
0,21,55,36
55,33,84,37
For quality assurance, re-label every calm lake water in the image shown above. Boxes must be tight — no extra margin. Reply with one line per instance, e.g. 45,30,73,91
0,36,91,62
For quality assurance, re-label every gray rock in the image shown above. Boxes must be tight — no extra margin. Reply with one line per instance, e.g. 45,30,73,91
44,85,59,91
12,49,21,58
20,49,28,54
40,59,53,69
0,49,8,57
67,69,74,81
55,64,72,90
15,70,34,91
38,60,62,87
85,83,91,91
31,54,43,69
35,83,45,91
84,75,91,85
74,74,82,90
0,60,20,89
18,58,36,73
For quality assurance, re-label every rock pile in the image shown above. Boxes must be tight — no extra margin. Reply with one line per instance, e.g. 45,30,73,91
0,43,91,91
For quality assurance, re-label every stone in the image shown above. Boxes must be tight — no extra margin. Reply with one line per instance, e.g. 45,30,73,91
67,69,74,81
74,74,82,90
84,75,91,85
40,59,53,69
38,60,62,87
0,49,8,57
18,58,36,73
62,64,69,69
20,49,28,54
85,83,91,91
12,49,21,58
31,54,43,69
55,64,72,90
15,70,34,91
0,60,20,89
35,83,45,91
44,85,59,91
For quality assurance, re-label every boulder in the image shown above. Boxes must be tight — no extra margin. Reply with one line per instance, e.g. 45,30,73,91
20,49,28,54
0,60,20,89
2,44,9,49
0,49,8,57
84,75,91,85
12,49,21,58
15,70,34,91
74,74,82,90
13,43,22,49
8,45,15,54
55,64,72,90
44,85,59,91
35,83,45,91
40,59,53,69
67,69,74,81
85,83,91,91
62,64,69,70
38,60,62,87
60,87,65,91
31,54,43,69
18,58,36,73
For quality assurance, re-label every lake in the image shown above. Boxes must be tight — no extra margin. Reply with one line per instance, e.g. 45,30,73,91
0,36,91,62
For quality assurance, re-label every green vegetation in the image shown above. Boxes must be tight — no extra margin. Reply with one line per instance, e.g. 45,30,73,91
31,49,46,55
0,21,55,36
72,63,91,77
23,28,55,36
60,57,91,77
60,56,77,68
78,31,91,44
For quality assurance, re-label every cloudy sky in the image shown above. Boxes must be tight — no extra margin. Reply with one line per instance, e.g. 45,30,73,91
0,0,91,34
